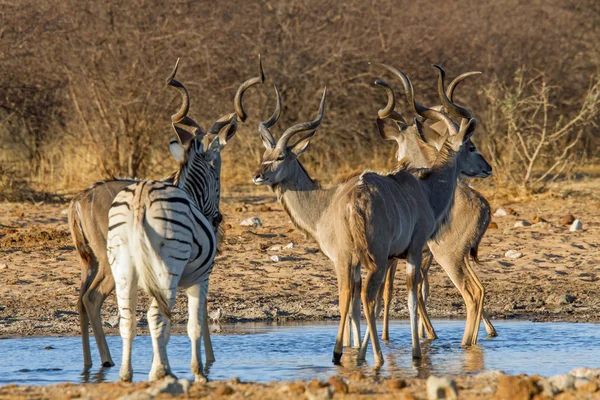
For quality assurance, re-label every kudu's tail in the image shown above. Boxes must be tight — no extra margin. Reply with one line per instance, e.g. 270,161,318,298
347,185,378,273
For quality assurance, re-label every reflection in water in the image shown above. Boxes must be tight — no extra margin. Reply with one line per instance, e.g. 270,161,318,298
463,345,485,374
3,320,600,386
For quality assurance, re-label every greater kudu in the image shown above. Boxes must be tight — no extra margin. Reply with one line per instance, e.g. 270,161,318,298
252,79,480,365
69,57,264,370
372,63,497,346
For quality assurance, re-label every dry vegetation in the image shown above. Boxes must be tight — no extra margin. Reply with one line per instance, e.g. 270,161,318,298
1,0,599,197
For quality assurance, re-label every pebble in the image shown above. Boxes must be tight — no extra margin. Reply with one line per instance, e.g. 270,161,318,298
487,222,499,229
0,263,8,271
117,394,152,400
505,250,523,259
270,255,282,262
495,375,540,399
147,376,190,396
284,242,295,249
548,373,575,393
305,387,333,400
493,208,508,217
240,217,262,227
268,245,282,251
213,383,234,396
426,376,458,400
514,220,531,227
570,219,582,231
106,315,120,328
546,293,576,305
386,378,407,390
44,345,55,350
532,215,548,223
328,376,348,394
570,368,600,380
560,214,576,226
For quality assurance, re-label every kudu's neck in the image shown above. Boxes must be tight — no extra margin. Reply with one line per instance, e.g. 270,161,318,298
272,161,333,238
417,144,461,231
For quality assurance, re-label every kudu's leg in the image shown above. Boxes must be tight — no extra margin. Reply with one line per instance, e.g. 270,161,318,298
417,252,437,340
332,258,354,365
431,249,481,346
482,310,497,337
463,256,496,340
358,261,387,366
83,268,116,368
406,250,422,359
202,301,215,362
381,260,397,341
78,264,97,370
112,253,137,382
186,281,209,383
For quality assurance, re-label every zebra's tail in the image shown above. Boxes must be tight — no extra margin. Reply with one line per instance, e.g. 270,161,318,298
131,205,172,320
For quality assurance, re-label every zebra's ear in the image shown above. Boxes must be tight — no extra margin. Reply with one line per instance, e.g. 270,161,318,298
169,139,187,163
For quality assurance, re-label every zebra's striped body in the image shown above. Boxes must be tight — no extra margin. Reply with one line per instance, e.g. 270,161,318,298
107,178,217,383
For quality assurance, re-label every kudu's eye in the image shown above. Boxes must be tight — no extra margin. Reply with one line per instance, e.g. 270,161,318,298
276,155,285,161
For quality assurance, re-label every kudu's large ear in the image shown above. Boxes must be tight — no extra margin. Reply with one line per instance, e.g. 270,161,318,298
376,118,401,141
288,130,316,157
448,118,477,151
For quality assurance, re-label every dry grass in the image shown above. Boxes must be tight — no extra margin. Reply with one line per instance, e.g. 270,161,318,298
1,0,599,196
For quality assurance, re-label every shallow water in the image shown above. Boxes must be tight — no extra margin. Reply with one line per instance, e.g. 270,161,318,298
1,320,599,385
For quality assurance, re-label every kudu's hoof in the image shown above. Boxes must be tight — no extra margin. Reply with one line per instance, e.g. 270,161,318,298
332,352,343,365
102,361,115,368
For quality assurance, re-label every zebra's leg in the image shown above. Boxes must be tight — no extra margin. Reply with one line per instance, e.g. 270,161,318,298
186,280,209,383
111,248,138,382
147,284,177,382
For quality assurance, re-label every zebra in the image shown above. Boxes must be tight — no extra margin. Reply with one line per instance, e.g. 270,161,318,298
69,56,264,371
106,60,239,383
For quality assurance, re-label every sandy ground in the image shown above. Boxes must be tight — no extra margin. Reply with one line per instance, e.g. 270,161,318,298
2,369,600,399
1,177,600,398
1,179,599,338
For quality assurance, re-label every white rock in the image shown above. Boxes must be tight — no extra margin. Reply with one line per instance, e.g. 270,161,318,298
571,368,600,379
117,394,153,400
494,208,508,217
284,242,295,249
270,255,282,262
474,370,505,380
305,387,333,400
240,217,262,227
268,245,282,251
106,315,119,328
548,373,575,393
60,208,70,215
505,250,523,259
426,376,458,400
0,263,8,271
532,222,551,229
570,219,582,231
536,378,556,397
514,220,531,227
147,376,189,396
574,376,591,389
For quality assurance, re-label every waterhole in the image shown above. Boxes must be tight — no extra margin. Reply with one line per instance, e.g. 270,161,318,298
1,320,599,385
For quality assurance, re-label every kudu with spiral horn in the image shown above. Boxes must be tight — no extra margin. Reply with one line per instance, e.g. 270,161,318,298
370,63,495,347
253,76,479,365
69,56,264,370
